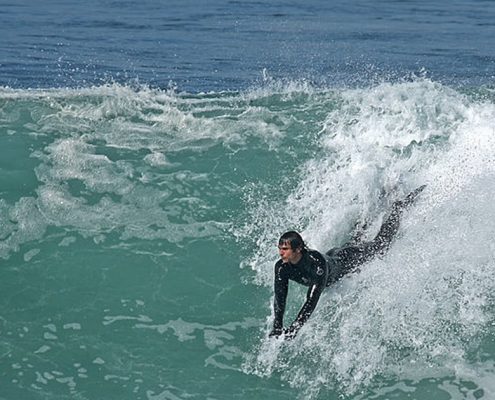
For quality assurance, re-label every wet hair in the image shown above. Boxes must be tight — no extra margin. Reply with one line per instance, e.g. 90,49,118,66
279,231,307,253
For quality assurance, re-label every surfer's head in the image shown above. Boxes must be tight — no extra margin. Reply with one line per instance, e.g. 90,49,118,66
278,231,307,264
278,231,307,253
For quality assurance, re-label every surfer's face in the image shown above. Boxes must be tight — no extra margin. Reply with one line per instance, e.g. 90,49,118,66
278,242,301,264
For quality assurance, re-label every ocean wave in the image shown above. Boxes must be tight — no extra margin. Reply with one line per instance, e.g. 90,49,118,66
236,79,495,398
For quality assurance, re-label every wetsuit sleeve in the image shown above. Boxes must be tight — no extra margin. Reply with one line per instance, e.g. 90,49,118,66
272,262,289,335
287,258,328,337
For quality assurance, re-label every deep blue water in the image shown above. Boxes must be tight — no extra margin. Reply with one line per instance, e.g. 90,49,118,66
1,0,495,91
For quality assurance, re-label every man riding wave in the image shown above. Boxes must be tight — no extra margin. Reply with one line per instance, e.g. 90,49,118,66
270,185,426,339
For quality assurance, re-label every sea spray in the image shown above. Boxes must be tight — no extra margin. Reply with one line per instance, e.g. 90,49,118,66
239,79,495,398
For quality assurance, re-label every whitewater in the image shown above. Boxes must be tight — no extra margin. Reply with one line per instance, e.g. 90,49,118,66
1,78,494,399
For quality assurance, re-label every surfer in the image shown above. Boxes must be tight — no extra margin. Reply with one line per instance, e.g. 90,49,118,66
269,185,426,339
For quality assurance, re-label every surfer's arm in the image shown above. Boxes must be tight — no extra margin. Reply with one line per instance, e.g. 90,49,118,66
285,279,325,338
286,259,328,339
270,262,289,337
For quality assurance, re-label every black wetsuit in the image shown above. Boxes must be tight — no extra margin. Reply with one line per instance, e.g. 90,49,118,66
273,249,329,335
272,185,425,337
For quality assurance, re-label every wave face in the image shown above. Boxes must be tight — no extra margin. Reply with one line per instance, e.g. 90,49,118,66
1,79,495,399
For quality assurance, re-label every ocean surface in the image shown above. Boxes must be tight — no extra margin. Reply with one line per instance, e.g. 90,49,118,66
1,1,495,399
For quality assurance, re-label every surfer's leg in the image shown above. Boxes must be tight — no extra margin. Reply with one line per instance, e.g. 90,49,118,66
327,185,426,273
325,245,371,282
326,215,400,277
359,184,427,257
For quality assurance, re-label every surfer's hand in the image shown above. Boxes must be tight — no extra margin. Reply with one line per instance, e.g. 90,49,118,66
283,325,299,340
269,328,282,338
269,325,299,339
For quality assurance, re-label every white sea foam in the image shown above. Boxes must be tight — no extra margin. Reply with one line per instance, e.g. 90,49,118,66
240,79,495,397
0,83,288,151
1,83,302,259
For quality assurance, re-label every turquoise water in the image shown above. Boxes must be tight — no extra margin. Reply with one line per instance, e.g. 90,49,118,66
1,80,495,399
2,0,495,399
